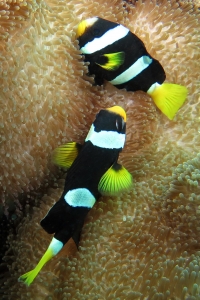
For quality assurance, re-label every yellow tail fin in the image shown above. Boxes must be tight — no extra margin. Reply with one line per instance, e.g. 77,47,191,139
148,83,188,120
18,248,54,286
18,237,63,286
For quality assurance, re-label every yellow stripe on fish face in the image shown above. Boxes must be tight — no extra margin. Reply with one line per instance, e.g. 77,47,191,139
76,17,98,38
106,106,126,122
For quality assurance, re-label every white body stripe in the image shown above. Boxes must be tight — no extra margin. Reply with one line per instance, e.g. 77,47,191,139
64,188,96,208
85,124,125,149
80,25,129,54
48,237,63,255
109,55,152,85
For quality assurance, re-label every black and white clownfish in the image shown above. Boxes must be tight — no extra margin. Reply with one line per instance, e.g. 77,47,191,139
18,106,132,286
77,17,188,120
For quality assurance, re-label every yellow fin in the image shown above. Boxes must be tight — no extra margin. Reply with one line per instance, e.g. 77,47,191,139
96,52,125,71
52,142,81,168
98,162,133,196
148,83,188,120
18,237,63,286
18,248,54,286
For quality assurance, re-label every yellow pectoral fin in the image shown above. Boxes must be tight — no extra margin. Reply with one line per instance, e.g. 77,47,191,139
96,52,125,71
18,248,54,286
52,142,82,168
148,83,188,120
98,162,133,196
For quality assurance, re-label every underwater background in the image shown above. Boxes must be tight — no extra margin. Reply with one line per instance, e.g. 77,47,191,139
0,0,200,299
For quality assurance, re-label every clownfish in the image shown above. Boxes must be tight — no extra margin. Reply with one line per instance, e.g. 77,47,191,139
77,17,188,120
18,106,132,286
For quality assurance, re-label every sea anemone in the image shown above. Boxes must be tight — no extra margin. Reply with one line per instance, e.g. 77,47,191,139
0,0,200,299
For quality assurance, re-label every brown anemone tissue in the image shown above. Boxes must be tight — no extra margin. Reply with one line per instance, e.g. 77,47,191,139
0,0,200,299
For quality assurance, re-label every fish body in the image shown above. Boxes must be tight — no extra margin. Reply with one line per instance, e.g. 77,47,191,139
19,106,132,286
41,131,124,244
77,17,187,120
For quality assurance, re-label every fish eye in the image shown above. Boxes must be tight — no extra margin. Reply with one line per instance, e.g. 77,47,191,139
92,27,100,37
116,117,125,132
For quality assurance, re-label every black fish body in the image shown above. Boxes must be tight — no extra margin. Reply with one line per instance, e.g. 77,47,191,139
41,141,120,244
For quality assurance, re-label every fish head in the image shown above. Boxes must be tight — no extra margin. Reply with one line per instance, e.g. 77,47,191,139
94,105,126,134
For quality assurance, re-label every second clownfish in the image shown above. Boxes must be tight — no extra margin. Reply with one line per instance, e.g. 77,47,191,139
77,17,188,120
